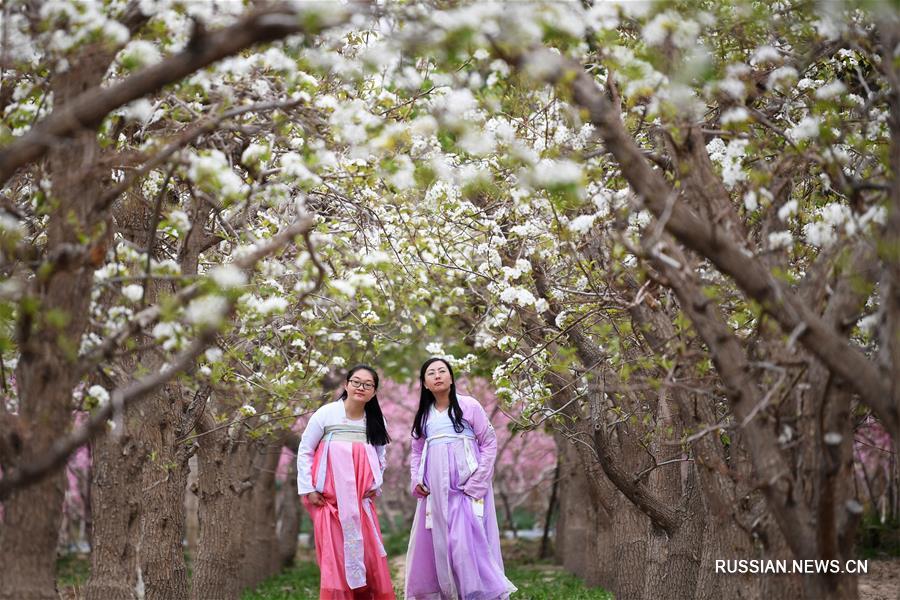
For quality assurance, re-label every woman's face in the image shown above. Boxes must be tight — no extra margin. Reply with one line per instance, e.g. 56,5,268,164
423,360,452,395
345,369,377,404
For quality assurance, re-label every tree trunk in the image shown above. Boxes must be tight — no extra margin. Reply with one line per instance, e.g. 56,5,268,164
192,419,254,600
84,425,141,600
553,437,611,588
239,439,282,589
135,385,190,600
609,494,651,599
0,468,66,600
276,446,300,568
756,506,804,599
644,476,704,599
0,43,113,600
694,516,760,600
539,459,560,560
85,189,195,600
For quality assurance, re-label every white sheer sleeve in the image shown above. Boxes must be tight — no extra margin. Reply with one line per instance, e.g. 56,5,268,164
296,408,326,495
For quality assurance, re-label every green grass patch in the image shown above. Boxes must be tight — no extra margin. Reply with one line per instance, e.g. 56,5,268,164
242,534,613,599
56,553,91,589
858,513,900,559
241,560,321,600
241,559,612,599
383,530,411,557
505,564,613,599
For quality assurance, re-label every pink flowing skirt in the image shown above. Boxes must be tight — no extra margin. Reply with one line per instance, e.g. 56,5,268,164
303,442,395,600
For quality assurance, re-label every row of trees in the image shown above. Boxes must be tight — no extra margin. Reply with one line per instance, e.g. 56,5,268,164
1,1,899,599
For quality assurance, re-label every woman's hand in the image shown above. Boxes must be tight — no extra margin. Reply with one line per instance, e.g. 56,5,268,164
306,491,326,506
415,483,430,497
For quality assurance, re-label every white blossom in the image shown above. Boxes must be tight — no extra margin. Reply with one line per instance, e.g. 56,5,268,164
642,10,700,49
188,150,248,201
122,99,155,123
767,230,794,250
803,220,836,248
721,107,750,124
118,40,162,68
121,284,144,303
767,66,798,90
499,286,537,308
707,138,749,189
210,264,247,289
186,295,229,326
568,214,597,234
253,296,289,315
530,159,583,187
814,80,846,100
788,116,821,142
241,143,270,167
88,385,110,406
0,214,26,236
750,45,782,65
743,191,759,212
280,152,321,187
167,210,190,233
857,313,879,335
777,199,798,221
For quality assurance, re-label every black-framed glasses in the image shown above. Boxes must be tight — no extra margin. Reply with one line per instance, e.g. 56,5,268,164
348,379,375,391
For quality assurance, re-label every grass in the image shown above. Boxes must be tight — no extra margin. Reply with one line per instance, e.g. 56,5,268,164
242,535,613,600
505,564,614,600
241,560,321,600
858,513,900,559
57,534,613,599
57,553,91,589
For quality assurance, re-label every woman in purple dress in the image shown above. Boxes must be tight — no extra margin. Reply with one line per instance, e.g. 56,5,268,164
404,357,516,599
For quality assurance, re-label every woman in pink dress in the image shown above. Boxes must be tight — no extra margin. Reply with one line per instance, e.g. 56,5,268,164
297,365,395,600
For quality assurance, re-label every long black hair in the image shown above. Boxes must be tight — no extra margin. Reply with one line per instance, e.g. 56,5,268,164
338,364,390,446
411,357,465,439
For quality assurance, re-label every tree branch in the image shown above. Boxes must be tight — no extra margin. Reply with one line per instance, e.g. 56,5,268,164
0,4,352,186
531,259,684,534
643,240,818,558
507,46,895,435
0,216,316,499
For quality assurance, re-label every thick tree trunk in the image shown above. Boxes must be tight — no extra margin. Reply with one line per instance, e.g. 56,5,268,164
644,472,704,599
694,516,759,600
276,446,300,568
239,440,282,589
192,420,254,600
0,468,66,600
135,386,190,600
553,437,608,587
85,190,195,600
0,44,112,600
83,383,190,600
755,500,804,599
610,495,650,599
84,426,141,600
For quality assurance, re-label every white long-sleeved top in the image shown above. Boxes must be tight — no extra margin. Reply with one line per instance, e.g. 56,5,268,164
296,400,387,495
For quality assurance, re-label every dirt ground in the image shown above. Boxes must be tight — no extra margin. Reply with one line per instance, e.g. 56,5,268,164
860,559,900,600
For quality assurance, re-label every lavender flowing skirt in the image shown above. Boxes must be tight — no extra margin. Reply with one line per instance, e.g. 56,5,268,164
405,441,516,600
